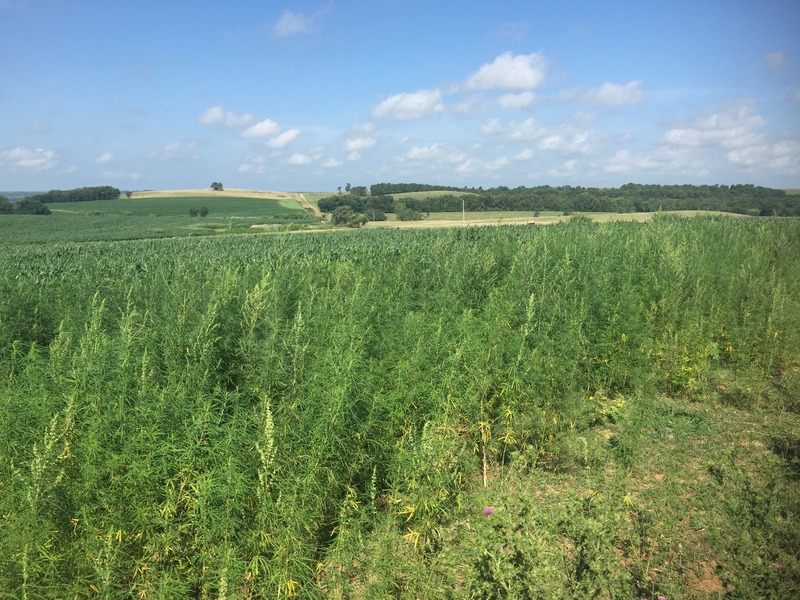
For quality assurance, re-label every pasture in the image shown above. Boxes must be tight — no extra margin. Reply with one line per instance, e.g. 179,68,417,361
1,217,799,597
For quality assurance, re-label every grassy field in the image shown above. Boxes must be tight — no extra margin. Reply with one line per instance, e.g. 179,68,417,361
0,189,321,244
1,218,799,597
51,190,306,217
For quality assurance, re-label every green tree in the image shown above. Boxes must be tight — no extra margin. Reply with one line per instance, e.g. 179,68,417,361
395,202,424,221
0,196,12,214
15,197,50,215
211,182,224,191
331,205,368,227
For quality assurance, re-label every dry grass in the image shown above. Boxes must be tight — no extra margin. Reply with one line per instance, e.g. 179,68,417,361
364,210,745,230
131,188,299,200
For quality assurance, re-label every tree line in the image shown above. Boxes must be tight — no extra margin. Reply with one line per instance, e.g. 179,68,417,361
0,196,51,215
318,183,797,216
27,186,121,203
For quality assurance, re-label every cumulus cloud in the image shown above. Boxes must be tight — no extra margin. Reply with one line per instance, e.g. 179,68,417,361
664,101,765,148
240,118,281,138
199,105,254,127
726,139,800,172
581,81,644,105
287,153,313,165
267,128,301,148
322,157,342,168
0,146,57,169
344,137,376,152
498,91,536,110
513,148,535,161
464,52,546,91
480,118,503,136
505,117,543,141
400,143,467,165
604,149,659,173
549,158,579,177
372,89,444,120
501,114,596,156
271,4,331,38
95,152,114,165
271,10,315,37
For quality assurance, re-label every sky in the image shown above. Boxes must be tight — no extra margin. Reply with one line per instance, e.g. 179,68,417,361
1,0,799,192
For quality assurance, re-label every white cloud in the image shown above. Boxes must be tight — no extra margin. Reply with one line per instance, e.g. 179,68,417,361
513,148,535,161
604,149,659,173
271,4,332,39
464,52,546,91
581,81,644,105
498,91,536,110
95,152,114,164
271,10,315,37
241,119,281,138
267,128,301,148
726,139,800,172
502,114,596,156
347,151,362,161
344,137,376,152
199,105,254,127
603,144,713,177
322,157,342,168
549,158,579,177
149,141,197,161
372,88,444,120
506,117,543,141
350,122,375,135
480,118,503,136
400,143,467,165
0,146,57,169
764,51,788,72
664,101,765,148
287,153,312,165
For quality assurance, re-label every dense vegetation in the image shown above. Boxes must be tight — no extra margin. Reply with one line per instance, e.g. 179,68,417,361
1,218,799,597
319,182,797,216
0,195,319,243
28,186,121,203
0,196,51,215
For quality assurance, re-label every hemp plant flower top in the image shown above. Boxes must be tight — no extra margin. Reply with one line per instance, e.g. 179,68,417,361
483,507,494,516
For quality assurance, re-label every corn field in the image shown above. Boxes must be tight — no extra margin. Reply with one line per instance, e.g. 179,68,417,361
1,217,799,598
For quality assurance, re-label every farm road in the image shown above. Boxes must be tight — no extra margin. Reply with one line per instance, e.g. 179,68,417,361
296,193,322,217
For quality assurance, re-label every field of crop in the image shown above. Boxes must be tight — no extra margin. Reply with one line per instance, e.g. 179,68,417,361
48,195,305,218
1,217,799,598
0,190,321,244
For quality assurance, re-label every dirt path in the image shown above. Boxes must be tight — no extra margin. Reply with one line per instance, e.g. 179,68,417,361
296,193,322,217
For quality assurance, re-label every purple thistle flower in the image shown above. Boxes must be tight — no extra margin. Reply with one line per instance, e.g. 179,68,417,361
483,506,494,515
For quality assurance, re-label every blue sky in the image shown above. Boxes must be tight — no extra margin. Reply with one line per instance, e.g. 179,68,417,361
1,0,799,192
